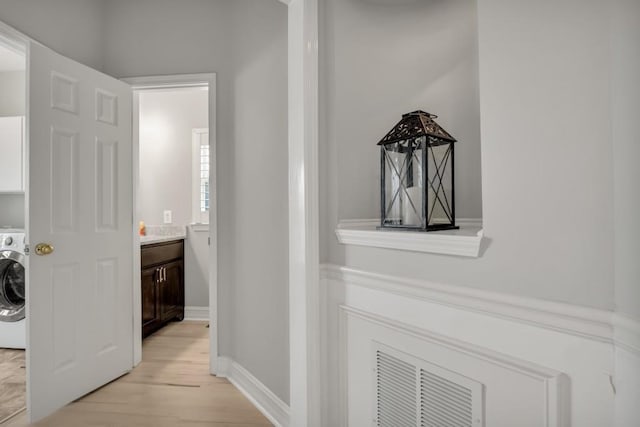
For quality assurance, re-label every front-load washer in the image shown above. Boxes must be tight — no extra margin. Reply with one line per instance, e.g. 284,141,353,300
0,230,26,349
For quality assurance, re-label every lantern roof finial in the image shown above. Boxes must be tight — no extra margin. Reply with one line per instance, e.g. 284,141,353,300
378,110,457,146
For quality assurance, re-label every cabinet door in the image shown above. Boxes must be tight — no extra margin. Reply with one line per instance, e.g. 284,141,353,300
141,266,160,337
159,260,184,322
0,116,24,192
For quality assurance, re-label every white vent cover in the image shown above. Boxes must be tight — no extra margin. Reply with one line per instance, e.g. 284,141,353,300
374,343,484,427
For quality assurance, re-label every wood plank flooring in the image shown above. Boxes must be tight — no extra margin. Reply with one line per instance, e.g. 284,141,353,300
0,349,26,423
4,321,272,426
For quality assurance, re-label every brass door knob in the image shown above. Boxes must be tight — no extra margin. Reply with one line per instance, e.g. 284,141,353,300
35,243,54,256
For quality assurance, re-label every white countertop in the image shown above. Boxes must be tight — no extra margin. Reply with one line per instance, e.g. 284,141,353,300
140,234,186,245
139,225,187,246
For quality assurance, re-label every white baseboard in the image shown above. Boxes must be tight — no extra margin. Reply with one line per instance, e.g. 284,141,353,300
184,306,209,321
217,357,290,427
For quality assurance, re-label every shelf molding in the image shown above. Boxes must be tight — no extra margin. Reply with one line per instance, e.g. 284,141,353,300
335,218,484,258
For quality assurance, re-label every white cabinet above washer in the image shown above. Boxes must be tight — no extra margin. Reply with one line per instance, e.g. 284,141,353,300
0,116,24,193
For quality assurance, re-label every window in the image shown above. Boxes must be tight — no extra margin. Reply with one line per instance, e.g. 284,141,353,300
192,128,210,224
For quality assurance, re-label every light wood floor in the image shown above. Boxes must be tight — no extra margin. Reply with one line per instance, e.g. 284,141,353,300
0,349,26,423
4,321,272,426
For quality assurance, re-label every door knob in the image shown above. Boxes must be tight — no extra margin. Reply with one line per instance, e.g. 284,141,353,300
35,243,54,256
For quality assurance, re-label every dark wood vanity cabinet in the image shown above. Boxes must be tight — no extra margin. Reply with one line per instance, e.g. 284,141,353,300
141,240,184,338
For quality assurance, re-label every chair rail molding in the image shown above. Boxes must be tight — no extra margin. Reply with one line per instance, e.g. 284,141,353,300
613,313,640,356
321,264,614,344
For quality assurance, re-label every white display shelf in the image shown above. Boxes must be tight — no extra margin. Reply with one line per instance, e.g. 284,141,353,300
335,219,484,258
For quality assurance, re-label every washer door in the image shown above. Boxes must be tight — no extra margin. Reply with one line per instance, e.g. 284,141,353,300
0,250,25,322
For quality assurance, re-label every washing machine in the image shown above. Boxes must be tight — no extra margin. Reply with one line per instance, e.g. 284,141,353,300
0,230,26,349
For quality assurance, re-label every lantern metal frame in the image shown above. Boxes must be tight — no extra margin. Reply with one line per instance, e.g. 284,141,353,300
378,110,459,232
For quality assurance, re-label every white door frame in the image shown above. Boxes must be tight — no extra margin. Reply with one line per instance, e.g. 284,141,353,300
124,74,218,373
283,0,321,426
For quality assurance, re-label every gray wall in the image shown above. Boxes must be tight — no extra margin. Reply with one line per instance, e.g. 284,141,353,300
320,0,482,262
327,0,482,222
321,0,615,310
612,4,640,423
0,70,25,116
612,0,640,321
138,89,208,226
225,1,289,401
185,226,210,308
138,88,210,308
102,0,290,403
0,0,105,71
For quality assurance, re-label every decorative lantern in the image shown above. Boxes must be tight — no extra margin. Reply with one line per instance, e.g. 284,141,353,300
378,110,458,231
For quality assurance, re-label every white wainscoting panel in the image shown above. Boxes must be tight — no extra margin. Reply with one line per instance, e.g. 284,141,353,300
613,313,640,426
343,307,569,427
320,264,615,427
613,313,640,356
217,357,290,427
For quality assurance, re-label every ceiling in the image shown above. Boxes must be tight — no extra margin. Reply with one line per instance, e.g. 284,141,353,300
0,44,25,72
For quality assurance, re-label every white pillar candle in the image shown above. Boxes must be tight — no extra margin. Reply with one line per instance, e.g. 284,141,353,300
402,186,423,226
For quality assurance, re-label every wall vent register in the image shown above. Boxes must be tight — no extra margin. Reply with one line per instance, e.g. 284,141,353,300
374,343,484,427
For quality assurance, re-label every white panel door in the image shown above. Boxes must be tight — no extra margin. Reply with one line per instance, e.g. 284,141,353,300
27,42,133,422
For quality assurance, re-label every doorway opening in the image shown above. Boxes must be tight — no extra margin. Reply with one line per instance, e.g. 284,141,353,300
128,74,218,374
0,39,27,424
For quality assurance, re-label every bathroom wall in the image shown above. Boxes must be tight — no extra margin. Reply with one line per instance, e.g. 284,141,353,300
0,70,24,116
138,87,210,308
138,88,208,225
